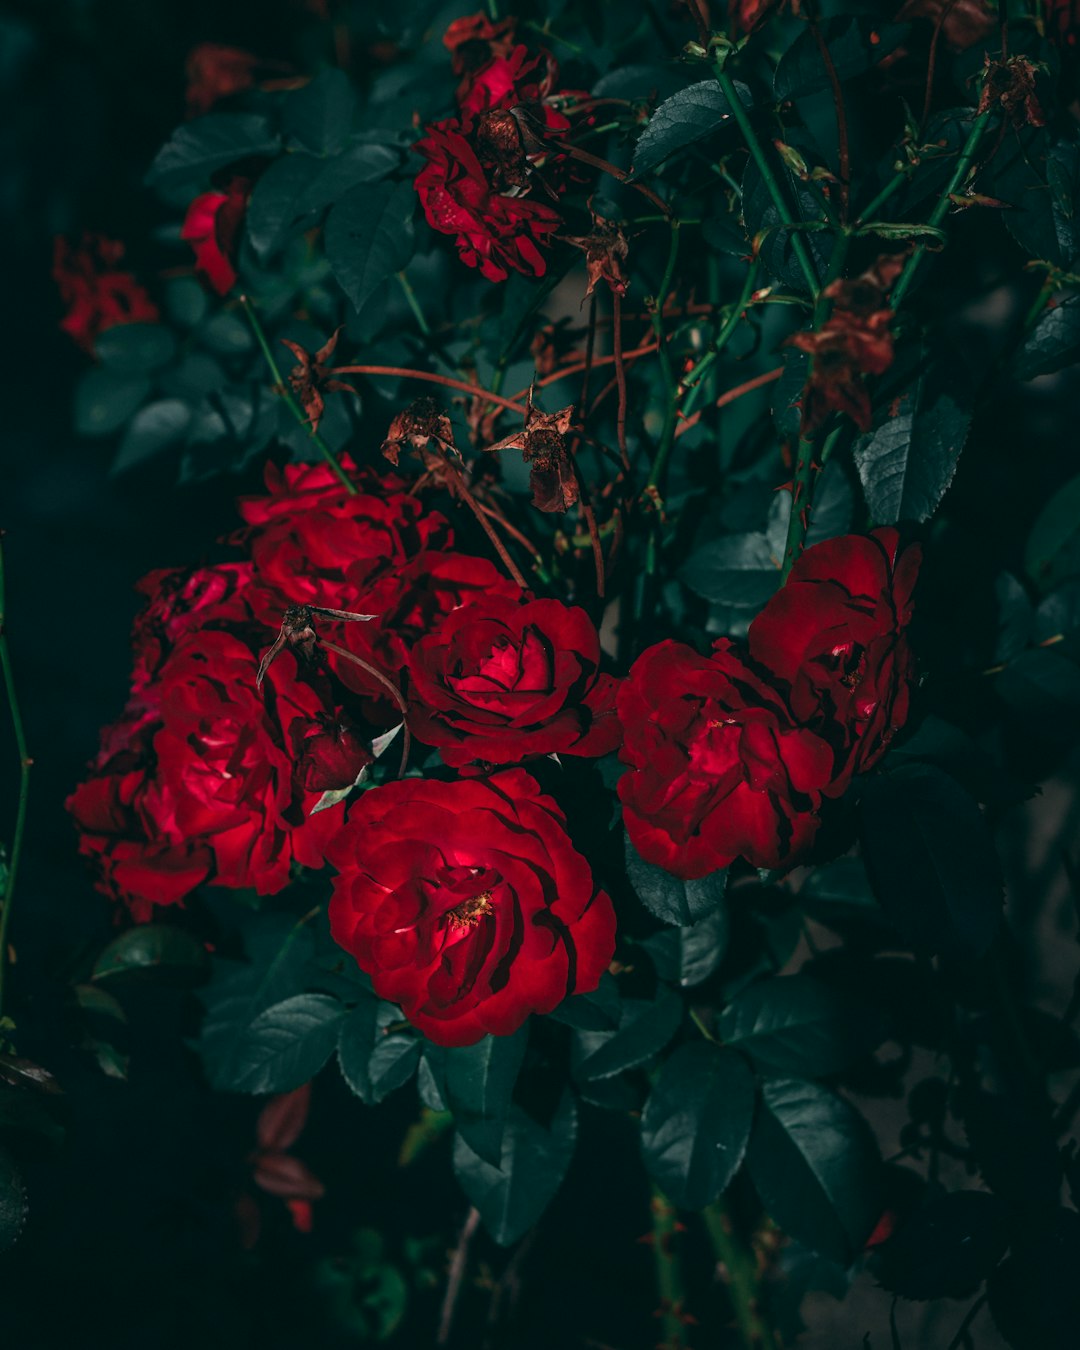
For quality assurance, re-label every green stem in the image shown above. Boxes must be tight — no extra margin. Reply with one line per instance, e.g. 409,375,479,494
703,1199,772,1349
714,60,820,298
396,270,431,338
856,169,909,225
650,1187,689,1349
680,261,761,418
0,539,31,1020
239,295,356,495
891,108,994,308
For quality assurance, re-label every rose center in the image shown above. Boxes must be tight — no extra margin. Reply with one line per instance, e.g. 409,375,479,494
445,890,494,930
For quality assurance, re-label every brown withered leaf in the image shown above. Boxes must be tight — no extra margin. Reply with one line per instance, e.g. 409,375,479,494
978,55,1046,129
279,327,354,434
486,393,579,513
562,210,629,300
381,396,457,468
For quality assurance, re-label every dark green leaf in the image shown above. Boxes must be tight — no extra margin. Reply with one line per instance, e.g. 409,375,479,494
799,858,887,933
643,908,730,988
111,399,192,474
246,154,321,259
640,1043,754,1208
1013,295,1080,381
223,992,345,1094
718,974,887,1077
453,1091,577,1245
858,764,1004,960
774,19,909,101
746,1077,882,1267
572,990,683,1082
73,370,150,437
325,180,416,314
195,311,254,356
146,112,280,188
741,154,828,293
92,924,211,985
874,1191,1009,1299
337,999,422,1105
960,1089,1062,1217
163,277,209,328
625,833,729,927
299,143,401,214
1036,580,1080,640
996,648,1080,737
631,79,750,178
547,972,623,1030
988,1209,1080,1350
95,323,176,375
994,572,1035,663
680,532,781,607
0,1143,27,1254
852,369,972,524
1024,471,1080,590
282,69,356,156
443,1029,527,1167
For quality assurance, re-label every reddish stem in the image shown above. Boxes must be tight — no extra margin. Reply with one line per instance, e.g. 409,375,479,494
807,11,851,219
320,639,411,778
674,367,783,438
332,365,526,414
613,292,631,472
455,480,530,589
556,142,672,217
922,0,960,127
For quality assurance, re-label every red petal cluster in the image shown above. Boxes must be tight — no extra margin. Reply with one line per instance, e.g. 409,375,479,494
53,234,159,355
181,176,252,295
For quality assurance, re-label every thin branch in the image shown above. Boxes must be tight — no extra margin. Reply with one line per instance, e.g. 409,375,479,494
438,1205,482,1346
332,365,527,416
0,537,30,1019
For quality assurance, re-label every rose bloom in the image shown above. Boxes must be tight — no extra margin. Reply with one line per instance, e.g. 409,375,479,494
182,176,251,295
748,528,921,778
67,634,344,920
406,594,621,766
327,769,617,1045
415,120,562,281
53,234,159,354
185,43,261,117
131,562,255,690
618,639,839,880
234,457,451,623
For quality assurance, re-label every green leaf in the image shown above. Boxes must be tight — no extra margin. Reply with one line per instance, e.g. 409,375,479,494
717,973,887,1077
299,143,401,214
547,972,623,1030
640,1043,755,1209
111,399,192,474
223,992,345,1094
852,369,972,524
325,179,416,314
1024,471,1080,590
163,277,209,328
146,112,280,189
625,832,729,927
572,989,683,1082
774,18,909,101
996,648,1080,738
73,370,150,437
799,858,886,933
858,764,1004,960
282,69,357,156
642,908,730,988
195,311,254,356
746,1077,882,1267
631,79,750,178
452,1091,577,1245
443,1028,528,1167
680,532,781,607
1014,295,1080,381
0,1143,27,1254
246,154,321,260
337,998,422,1105
874,1191,1009,1299
94,323,176,375
92,924,211,985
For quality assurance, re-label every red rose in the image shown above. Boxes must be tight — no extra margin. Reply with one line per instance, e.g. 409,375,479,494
184,43,261,117
52,234,159,354
67,634,342,919
235,458,451,622
327,769,617,1046
131,562,255,691
415,120,562,281
289,713,373,793
458,43,562,119
182,177,251,295
748,529,921,778
443,13,518,89
406,594,621,766
617,640,838,880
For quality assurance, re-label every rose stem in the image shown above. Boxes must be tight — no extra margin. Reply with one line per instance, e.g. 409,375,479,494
452,478,531,589
890,106,995,308
332,365,526,416
713,60,821,299
674,366,783,439
945,1296,988,1350
703,1199,774,1350
806,5,851,220
437,1205,481,1345
0,538,30,1020
677,260,761,421
238,295,357,495
649,1187,690,1349
319,639,412,777
556,141,673,217
922,0,961,128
